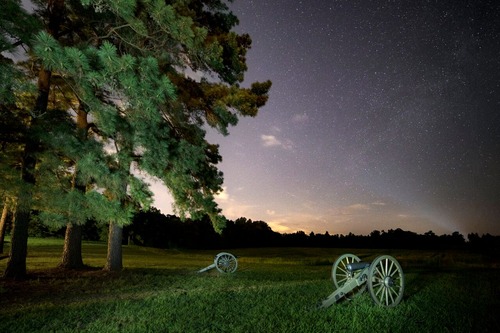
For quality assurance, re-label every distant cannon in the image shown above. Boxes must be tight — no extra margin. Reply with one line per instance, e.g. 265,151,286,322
320,253,405,307
198,252,238,274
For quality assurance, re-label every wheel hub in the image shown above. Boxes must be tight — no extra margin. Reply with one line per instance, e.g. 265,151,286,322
383,276,394,288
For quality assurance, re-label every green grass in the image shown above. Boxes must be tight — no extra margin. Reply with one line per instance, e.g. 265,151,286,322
1,239,499,332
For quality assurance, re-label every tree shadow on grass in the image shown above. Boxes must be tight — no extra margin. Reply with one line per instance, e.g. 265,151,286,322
0,265,198,314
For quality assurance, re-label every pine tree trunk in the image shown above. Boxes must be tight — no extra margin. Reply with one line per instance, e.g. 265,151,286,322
59,105,88,269
0,201,9,254
3,0,64,279
5,0,67,277
59,223,84,269
3,210,29,279
3,67,50,279
104,222,123,271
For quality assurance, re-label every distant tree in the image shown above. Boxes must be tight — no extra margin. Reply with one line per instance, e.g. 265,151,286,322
222,218,278,247
445,231,466,248
282,231,308,247
420,230,439,248
126,209,174,248
473,233,500,252
311,231,334,248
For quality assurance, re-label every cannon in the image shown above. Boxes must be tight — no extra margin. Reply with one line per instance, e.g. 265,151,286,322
198,252,238,274
320,253,405,308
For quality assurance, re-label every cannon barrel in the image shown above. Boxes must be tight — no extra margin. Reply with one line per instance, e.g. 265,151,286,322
347,262,370,271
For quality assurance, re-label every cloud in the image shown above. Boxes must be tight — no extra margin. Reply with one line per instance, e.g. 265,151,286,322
261,134,282,147
214,186,229,202
222,204,256,220
267,219,295,233
261,134,294,150
342,203,371,214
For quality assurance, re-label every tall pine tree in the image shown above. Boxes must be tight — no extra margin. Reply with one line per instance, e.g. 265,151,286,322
1,0,46,279
1,0,271,275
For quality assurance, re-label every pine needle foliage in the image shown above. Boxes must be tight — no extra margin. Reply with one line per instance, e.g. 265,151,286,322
2,0,271,234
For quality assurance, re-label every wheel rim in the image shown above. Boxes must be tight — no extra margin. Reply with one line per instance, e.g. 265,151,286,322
215,252,238,273
332,253,366,299
367,255,405,307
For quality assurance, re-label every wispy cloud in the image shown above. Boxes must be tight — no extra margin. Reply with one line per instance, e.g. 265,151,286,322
342,203,371,214
261,134,282,147
214,186,229,202
261,134,294,150
267,219,296,233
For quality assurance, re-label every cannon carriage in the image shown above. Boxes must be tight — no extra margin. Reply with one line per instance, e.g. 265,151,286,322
321,253,405,308
198,252,238,274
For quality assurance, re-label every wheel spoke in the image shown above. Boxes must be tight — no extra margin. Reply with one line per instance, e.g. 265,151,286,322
388,261,395,276
388,287,395,305
388,286,399,300
375,266,384,278
337,276,348,285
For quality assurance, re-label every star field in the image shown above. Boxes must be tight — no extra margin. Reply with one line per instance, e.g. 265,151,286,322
154,0,500,236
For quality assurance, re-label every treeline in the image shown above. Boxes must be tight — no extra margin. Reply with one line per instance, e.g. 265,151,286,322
20,208,500,251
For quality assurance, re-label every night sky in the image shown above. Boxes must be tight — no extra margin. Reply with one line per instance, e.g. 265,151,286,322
154,0,500,236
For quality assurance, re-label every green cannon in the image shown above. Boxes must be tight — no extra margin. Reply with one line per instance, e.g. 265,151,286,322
198,252,238,274
320,254,405,308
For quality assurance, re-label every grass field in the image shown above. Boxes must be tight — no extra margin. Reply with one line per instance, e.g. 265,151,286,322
1,238,499,332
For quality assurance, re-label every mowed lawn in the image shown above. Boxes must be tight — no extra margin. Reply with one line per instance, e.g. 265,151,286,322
1,238,499,333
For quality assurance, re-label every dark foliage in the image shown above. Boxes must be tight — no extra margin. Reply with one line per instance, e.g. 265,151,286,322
124,209,500,251
21,208,499,251
28,218,103,241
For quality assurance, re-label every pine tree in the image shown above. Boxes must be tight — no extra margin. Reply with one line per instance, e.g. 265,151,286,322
1,0,271,274
1,0,46,279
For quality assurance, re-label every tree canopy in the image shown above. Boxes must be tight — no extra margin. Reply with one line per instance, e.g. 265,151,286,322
0,0,271,276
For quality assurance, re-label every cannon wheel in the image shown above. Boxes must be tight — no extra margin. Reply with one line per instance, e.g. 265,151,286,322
332,253,367,299
367,255,405,307
215,252,238,273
